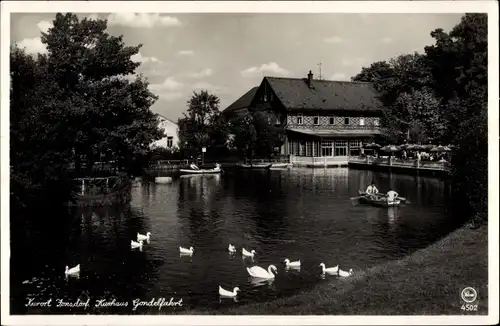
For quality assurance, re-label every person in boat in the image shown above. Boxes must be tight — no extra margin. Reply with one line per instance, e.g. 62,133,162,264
365,182,379,199
189,163,200,170
386,189,399,203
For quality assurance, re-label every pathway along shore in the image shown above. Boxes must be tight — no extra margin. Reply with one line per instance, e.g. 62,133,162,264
183,224,488,315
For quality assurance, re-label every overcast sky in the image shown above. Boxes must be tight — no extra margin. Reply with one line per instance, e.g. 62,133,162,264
11,13,463,121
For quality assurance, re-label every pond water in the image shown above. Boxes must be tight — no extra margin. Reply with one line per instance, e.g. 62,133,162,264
10,168,464,314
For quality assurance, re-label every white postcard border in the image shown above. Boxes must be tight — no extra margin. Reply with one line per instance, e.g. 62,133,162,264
1,1,498,325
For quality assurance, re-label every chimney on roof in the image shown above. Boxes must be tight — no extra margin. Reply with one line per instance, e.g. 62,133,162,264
307,70,314,88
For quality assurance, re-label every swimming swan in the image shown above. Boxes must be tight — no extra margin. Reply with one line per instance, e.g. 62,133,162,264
246,265,277,279
219,286,240,297
228,244,236,253
319,263,339,275
242,248,256,257
338,268,354,277
180,246,194,255
65,264,80,275
131,240,143,249
284,258,301,268
137,232,151,241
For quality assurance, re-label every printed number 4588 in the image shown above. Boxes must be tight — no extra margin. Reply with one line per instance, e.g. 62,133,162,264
461,304,478,311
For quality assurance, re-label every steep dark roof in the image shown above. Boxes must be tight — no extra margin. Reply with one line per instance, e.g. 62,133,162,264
157,114,178,125
224,87,259,113
265,77,382,112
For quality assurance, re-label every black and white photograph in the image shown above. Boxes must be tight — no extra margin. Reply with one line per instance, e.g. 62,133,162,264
1,1,498,325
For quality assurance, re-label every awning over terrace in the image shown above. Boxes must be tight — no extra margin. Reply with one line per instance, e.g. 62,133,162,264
286,128,381,138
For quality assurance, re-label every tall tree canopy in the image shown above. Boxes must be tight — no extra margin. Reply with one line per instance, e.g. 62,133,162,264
11,13,163,211
178,90,229,160
425,13,488,221
352,53,442,144
228,107,285,160
352,13,488,223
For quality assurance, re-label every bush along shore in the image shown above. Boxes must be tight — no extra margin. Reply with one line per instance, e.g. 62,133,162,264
182,224,488,315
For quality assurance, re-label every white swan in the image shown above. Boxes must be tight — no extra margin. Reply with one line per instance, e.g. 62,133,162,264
219,286,240,297
137,232,151,241
65,264,80,275
284,258,301,268
247,265,277,279
242,248,256,257
319,263,339,275
131,240,143,249
228,244,236,253
180,246,194,255
338,268,354,277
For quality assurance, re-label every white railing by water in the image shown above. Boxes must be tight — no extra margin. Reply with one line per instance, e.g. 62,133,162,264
348,156,450,172
290,155,348,166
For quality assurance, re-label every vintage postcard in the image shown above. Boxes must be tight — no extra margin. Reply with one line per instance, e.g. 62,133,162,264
1,1,498,325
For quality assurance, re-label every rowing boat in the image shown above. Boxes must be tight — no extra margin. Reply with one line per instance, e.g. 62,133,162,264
357,190,401,207
179,167,222,175
268,163,292,169
237,163,273,169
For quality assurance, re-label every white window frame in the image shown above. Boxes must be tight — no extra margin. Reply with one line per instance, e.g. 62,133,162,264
329,116,335,125
374,118,379,126
321,141,333,157
297,114,303,125
167,136,173,148
344,117,350,125
359,118,365,126
334,140,348,157
313,116,319,125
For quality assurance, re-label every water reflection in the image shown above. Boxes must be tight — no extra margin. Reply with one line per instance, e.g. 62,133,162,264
11,169,463,314
387,207,398,227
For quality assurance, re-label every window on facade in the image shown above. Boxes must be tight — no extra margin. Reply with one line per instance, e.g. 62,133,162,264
334,140,348,156
349,140,362,156
275,114,280,125
359,118,365,126
321,141,333,157
306,141,313,156
374,118,379,126
289,140,300,155
344,117,350,125
299,142,306,156
167,136,173,148
313,116,319,125
329,116,335,125
297,114,303,124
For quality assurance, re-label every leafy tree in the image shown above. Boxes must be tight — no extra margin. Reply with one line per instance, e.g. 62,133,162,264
10,47,74,210
229,114,257,160
425,14,488,223
228,108,285,160
353,13,488,224
178,90,229,160
10,13,163,212
40,13,163,174
252,110,285,158
353,53,443,144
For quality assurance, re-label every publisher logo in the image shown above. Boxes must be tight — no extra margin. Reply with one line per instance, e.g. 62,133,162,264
461,287,477,303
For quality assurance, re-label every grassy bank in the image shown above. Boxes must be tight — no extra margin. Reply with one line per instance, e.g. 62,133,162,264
184,225,488,315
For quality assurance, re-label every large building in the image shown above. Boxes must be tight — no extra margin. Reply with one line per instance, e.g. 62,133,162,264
151,114,179,150
224,71,383,166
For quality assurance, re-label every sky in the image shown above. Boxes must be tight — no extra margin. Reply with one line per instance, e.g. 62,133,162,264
11,12,464,122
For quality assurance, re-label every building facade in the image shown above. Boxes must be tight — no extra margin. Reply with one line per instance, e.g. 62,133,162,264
151,115,179,149
224,71,383,165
